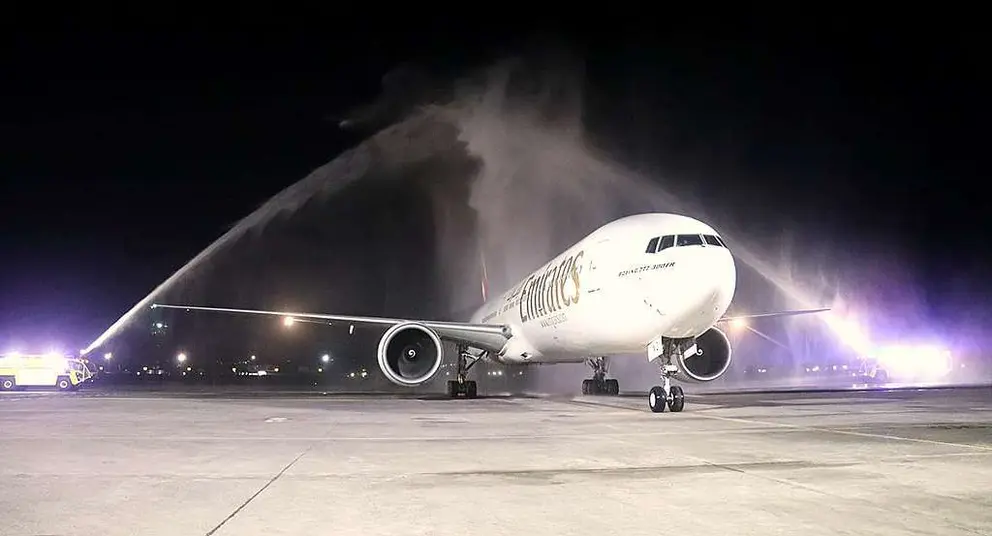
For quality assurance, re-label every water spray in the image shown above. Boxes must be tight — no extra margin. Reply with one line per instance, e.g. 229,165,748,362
82,49,869,379
81,143,377,355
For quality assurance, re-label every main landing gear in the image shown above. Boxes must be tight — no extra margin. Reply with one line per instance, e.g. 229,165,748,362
647,340,687,413
581,356,620,396
446,345,482,399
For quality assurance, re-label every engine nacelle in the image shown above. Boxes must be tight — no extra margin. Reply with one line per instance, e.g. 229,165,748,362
674,327,733,382
376,322,444,387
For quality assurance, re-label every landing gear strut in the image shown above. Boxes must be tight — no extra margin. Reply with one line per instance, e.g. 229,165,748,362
648,339,687,413
581,356,620,396
446,345,481,399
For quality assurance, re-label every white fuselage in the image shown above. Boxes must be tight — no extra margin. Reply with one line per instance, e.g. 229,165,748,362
469,213,737,364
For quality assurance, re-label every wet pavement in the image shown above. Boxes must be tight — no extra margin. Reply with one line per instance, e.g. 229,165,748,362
2,386,990,535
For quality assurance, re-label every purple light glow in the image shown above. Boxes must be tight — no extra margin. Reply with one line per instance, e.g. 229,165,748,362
871,344,952,379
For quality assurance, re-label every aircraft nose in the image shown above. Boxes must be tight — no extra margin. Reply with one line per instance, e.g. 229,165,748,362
715,250,736,306
713,249,737,314
677,248,736,329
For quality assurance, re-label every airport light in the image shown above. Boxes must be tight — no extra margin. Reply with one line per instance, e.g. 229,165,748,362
250,355,256,361
104,352,113,361
176,352,187,364
321,354,330,363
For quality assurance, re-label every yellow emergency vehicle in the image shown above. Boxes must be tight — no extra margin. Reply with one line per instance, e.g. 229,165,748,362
0,353,94,391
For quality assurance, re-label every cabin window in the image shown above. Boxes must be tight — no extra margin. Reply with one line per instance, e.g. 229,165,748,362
676,234,704,247
657,235,675,251
703,234,722,247
645,236,659,253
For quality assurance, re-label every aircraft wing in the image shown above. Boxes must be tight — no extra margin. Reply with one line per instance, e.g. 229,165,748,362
150,304,511,351
718,308,830,323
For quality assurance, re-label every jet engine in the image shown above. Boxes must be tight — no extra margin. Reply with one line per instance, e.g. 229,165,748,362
376,322,444,386
675,326,733,382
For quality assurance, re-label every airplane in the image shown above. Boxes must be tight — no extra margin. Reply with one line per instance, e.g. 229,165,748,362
152,212,829,413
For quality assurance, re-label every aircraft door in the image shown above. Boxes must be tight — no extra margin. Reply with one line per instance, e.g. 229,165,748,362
581,238,612,295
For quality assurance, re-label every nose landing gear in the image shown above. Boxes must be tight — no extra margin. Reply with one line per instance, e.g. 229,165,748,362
648,377,685,413
648,345,686,413
581,357,620,396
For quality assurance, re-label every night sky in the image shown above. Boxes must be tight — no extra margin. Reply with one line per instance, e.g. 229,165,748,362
1,18,985,361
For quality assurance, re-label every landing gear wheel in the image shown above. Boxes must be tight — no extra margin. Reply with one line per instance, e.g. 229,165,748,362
606,379,619,396
447,380,478,399
1,377,14,390
448,345,485,399
581,378,619,396
584,357,618,396
56,377,72,391
668,385,685,412
648,386,667,413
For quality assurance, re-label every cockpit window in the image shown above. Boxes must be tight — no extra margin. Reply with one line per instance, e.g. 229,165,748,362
648,234,715,252
658,235,675,251
716,236,727,248
676,234,703,247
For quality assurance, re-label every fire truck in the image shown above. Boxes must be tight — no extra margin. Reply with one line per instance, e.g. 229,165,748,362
0,352,94,391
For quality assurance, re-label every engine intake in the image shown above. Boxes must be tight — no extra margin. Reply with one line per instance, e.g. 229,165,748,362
675,327,733,382
376,322,444,386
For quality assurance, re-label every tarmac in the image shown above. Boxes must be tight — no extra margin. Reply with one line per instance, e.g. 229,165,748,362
2,386,991,535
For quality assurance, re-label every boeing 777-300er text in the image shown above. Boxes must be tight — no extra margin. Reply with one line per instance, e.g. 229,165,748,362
153,213,828,413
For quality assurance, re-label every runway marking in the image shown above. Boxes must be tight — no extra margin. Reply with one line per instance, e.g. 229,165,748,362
680,452,838,496
676,451,990,535
204,445,311,536
885,451,992,461
562,397,992,451
602,428,860,502
599,422,992,536
0,429,810,442
691,412,992,452
8,395,989,452
562,398,667,413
